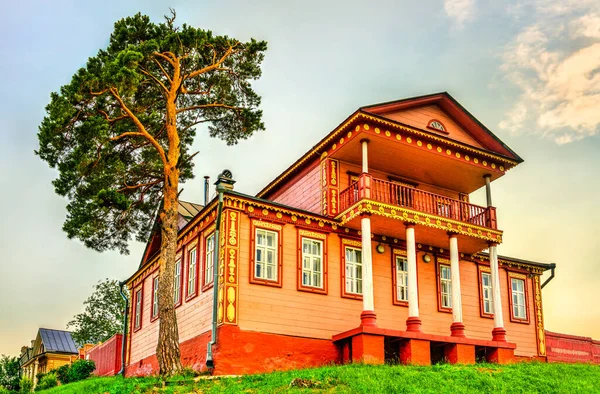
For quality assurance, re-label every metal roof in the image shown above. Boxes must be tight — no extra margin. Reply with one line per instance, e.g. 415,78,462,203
39,328,79,354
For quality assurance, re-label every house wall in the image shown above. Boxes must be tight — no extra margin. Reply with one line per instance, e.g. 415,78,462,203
379,105,484,148
237,212,539,357
270,162,321,213
128,229,216,371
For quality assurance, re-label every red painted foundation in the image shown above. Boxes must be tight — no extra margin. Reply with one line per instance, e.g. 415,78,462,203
351,334,384,364
444,343,475,364
212,325,341,375
486,347,515,364
399,339,431,365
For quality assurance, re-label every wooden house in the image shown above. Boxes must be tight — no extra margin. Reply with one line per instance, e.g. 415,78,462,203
124,92,555,376
19,329,80,387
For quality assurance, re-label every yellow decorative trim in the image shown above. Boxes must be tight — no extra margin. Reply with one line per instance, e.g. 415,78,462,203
472,253,545,274
337,199,503,243
508,272,527,280
534,275,546,356
479,265,491,273
342,239,361,248
393,249,407,256
438,258,450,264
252,220,282,231
299,229,327,240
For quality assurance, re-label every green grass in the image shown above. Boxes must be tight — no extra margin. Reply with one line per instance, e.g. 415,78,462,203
40,362,600,394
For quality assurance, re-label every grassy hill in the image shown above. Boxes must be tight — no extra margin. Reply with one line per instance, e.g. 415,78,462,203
40,362,600,394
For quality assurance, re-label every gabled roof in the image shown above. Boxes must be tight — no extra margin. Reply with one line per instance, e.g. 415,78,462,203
38,328,79,354
257,92,522,199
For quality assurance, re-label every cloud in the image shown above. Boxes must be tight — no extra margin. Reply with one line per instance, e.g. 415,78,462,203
444,0,476,29
499,1,600,144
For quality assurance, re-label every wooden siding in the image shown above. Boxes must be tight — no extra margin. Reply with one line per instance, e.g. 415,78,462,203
381,105,484,148
237,213,538,357
129,242,214,365
270,162,321,213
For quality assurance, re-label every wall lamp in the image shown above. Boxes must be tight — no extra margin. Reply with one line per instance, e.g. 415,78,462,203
422,254,432,263
376,243,385,254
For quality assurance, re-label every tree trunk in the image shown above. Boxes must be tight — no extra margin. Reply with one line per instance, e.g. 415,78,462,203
155,168,183,376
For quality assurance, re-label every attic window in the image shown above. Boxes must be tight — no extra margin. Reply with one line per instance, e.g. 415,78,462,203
427,119,448,134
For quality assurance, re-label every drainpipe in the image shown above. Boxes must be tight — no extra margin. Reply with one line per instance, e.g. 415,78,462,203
117,281,129,376
206,170,236,370
541,263,556,289
204,176,210,206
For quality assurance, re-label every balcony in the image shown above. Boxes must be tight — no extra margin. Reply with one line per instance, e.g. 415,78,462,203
337,174,501,251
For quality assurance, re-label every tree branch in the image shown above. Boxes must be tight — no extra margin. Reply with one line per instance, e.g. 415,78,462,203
153,57,173,84
117,179,162,192
139,68,169,95
176,103,241,114
185,43,238,80
109,88,168,168
153,52,176,67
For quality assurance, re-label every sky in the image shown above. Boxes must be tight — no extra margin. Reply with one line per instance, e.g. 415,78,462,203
0,0,599,356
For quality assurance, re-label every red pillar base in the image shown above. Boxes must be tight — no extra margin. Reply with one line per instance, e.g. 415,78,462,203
486,347,515,364
351,334,384,364
450,322,466,337
399,339,430,365
360,311,377,327
492,327,507,342
406,316,422,332
444,343,475,364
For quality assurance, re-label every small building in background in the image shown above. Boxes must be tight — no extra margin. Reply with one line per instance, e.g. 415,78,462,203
19,328,80,387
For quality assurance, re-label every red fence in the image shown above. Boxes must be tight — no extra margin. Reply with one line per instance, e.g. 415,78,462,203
85,334,123,376
545,331,600,364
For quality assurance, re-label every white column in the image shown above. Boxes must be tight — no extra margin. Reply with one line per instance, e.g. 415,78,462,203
405,224,421,331
361,217,374,312
449,235,465,336
33,360,39,387
489,244,506,341
361,139,369,173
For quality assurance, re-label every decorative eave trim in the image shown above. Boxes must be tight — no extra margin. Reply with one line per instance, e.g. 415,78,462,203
470,253,547,275
336,199,503,243
257,111,521,199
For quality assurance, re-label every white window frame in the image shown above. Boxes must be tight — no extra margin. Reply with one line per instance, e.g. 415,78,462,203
255,228,278,281
440,264,452,309
205,233,215,285
301,237,323,289
396,255,408,302
481,272,493,315
511,278,527,319
152,277,159,318
174,259,181,305
345,246,362,295
187,247,197,296
134,289,142,329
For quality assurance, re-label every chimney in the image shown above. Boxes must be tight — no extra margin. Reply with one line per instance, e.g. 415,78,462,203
215,170,235,193
204,176,210,205
31,340,35,348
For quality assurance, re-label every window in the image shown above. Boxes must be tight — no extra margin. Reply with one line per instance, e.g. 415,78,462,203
302,238,323,288
437,262,452,311
510,276,528,322
427,119,448,134
481,271,493,316
395,255,408,302
250,221,283,287
134,288,142,331
255,229,278,280
345,246,362,295
174,259,182,306
187,246,198,298
151,276,159,320
204,233,215,287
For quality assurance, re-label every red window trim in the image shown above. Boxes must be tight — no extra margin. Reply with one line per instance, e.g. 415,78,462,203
391,249,409,307
297,228,328,295
436,258,452,313
507,272,531,324
340,237,363,300
185,238,200,301
201,230,216,292
426,119,449,134
477,265,494,319
249,220,283,288
133,284,144,332
174,255,183,308
150,271,160,322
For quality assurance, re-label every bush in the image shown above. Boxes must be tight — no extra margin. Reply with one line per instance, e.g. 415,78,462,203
34,372,45,384
0,385,10,394
55,360,95,384
19,377,33,393
35,373,57,391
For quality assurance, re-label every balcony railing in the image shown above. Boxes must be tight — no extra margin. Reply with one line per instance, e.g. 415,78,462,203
339,174,497,229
